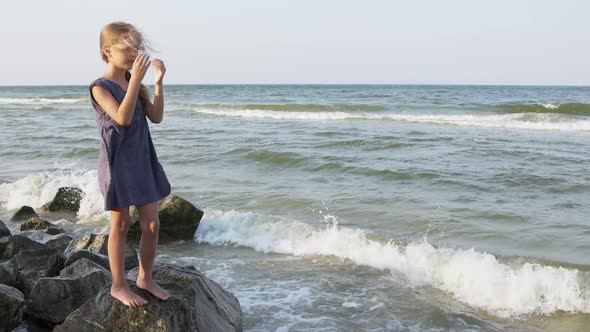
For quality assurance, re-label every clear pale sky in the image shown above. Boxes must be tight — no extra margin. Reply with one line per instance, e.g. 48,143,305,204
1,0,588,86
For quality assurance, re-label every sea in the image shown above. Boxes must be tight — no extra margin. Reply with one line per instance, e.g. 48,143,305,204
0,84,589,331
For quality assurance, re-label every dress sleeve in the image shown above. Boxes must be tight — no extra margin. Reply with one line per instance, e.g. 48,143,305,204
89,78,114,106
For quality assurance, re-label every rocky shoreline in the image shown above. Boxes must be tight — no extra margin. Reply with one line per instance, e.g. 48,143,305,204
0,187,242,332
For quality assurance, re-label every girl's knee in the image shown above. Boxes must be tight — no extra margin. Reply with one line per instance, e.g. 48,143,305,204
140,218,159,236
110,210,132,234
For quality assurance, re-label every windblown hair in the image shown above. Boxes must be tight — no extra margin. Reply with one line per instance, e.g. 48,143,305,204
99,22,150,107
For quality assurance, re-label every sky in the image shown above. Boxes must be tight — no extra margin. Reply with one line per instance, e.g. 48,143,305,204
0,0,588,86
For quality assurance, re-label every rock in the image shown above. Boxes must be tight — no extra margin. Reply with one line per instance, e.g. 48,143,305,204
15,247,65,296
20,217,56,232
64,234,138,271
10,206,39,222
9,319,53,332
27,259,111,324
45,227,62,235
128,195,204,245
43,187,85,212
64,250,110,271
42,234,73,253
0,258,18,287
63,234,108,257
0,235,47,260
0,219,10,238
0,283,25,331
55,264,242,332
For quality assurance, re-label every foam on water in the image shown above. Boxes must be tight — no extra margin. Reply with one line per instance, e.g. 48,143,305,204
0,97,87,105
0,164,107,222
193,108,590,131
196,209,590,318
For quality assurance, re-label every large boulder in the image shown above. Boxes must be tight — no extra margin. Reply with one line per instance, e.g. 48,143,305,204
0,219,10,238
0,235,47,260
63,233,108,257
42,234,73,253
128,195,204,245
27,258,112,324
0,283,25,331
55,264,242,332
64,249,110,271
15,247,65,296
10,206,39,222
42,187,85,213
0,257,18,287
64,234,138,271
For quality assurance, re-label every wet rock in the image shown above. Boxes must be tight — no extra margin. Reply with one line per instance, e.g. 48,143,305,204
55,264,242,332
43,187,85,213
0,235,47,260
15,247,65,296
10,206,39,222
0,257,18,287
64,249,110,271
129,195,204,245
42,234,73,253
0,283,25,331
27,259,111,324
64,234,138,271
0,219,10,238
63,233,108,257
9,319,53,332
20,217,56,232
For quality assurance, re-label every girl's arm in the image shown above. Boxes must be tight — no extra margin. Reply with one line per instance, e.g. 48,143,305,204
92,54,151,127
145,59,166,124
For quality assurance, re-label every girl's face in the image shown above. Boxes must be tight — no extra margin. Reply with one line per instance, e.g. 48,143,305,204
108,44,145,70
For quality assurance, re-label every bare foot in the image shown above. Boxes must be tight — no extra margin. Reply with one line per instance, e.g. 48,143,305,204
136,278,171,301
111,286,148,307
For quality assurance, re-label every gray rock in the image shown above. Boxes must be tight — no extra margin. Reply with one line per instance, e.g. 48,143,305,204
55,264,242,332
64,234,138,271
27,259,111,324
0,283,25,331
42,234,73,253
43,187,85,212
10,206,39,222
64,249,110,271
0,235,47,260
0,257,18,287
0,219,10,238
20,217,55,232
45,227,62,235
128,195,204,245
63,233,108,257
15,247,65,296
9,319,53,332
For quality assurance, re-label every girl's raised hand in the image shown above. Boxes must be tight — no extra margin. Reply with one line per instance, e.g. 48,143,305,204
152,59,166,84
131,52,150,83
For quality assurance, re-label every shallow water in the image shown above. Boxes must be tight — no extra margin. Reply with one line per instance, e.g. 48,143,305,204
1,84,589,331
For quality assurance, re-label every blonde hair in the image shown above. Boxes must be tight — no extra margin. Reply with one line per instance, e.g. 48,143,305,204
99,22,150,107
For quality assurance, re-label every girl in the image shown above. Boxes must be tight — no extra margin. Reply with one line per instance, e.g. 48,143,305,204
89,22,171,307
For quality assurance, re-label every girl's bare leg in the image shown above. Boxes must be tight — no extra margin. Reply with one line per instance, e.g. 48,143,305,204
108,206,147,307
135,201,171,300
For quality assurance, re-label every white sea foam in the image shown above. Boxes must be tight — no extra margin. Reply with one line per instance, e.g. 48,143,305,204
193,108,590,131
540,103,560,110
0,165,107,222
0,97,86,105
196,209,590,318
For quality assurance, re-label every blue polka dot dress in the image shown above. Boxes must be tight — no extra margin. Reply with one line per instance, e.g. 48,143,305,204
89,77,171,211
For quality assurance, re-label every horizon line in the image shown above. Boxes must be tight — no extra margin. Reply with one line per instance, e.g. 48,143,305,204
1,83,589,88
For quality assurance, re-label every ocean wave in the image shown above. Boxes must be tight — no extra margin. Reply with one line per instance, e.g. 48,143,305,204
0,165,107,222
494,103,590,116
196,209,590,318
0,97,87,105
190,103,386,112
193,108,590,131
